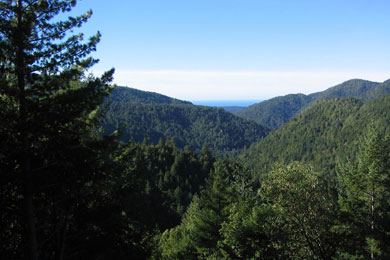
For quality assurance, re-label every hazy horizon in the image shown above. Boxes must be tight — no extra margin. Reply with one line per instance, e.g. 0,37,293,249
69,0,390,100
191,100,263,107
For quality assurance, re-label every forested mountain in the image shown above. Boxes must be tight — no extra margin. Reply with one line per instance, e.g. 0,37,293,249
221,106,245,113
103,87,269,156
108,86,192,105
235,79,386,128
240,95,390,174
362,78,390,100
235,93,312,129
158,118,390,260
310,78,380,100
3,1,390,259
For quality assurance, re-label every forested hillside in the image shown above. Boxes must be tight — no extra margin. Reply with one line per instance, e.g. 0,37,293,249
235,93,312,129
3,1,390,260
158,125,390,260
240,95,390,174
310,79,380,100
103,88,270,156
235,79,385,128
221,106,245,113
362,79,390,100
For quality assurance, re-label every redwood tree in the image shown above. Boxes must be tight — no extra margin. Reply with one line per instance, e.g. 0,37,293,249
0,1,114,259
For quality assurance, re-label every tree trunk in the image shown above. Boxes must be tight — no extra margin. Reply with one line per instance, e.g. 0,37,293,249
16,1,39,259
23,166,39,260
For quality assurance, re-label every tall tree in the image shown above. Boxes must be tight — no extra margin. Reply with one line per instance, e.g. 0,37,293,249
337,127,390,259
0,1,114,259
259,163,339,259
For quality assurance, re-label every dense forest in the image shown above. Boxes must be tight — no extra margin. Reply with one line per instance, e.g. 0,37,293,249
241,96,390,174
103,87,270,156
1,1,390,260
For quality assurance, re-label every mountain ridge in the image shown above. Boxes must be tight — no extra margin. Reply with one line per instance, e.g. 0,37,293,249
235,78,388,129
103,87,270,156
240,95,390,174
109,86,192,105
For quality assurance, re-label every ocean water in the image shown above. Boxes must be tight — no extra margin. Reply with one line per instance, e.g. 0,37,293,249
191,100,262,107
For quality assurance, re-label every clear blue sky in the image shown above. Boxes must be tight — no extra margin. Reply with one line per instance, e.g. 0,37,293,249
69,0,390,100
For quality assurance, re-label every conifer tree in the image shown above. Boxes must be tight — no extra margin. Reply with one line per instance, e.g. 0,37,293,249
338,127,390,259
0,1,114,259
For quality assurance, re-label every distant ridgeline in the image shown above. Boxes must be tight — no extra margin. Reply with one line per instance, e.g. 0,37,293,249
235,79,390,129
103,87,270,156
107,86,192,105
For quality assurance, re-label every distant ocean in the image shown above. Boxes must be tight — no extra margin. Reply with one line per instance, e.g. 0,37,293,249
191,100,262,107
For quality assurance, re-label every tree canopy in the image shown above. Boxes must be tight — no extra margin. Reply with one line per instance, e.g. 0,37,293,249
103,90,270,156
2,1,390,260
0,1,114,259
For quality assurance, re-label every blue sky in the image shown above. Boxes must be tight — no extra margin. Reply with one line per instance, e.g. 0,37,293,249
69,0,390,100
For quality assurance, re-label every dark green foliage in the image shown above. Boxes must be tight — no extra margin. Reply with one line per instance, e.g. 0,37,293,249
336,127,390,259
159,162,343,260
108,86,192,105
361,79,390,102
0,1,115,259
103,94,270,156
310,79,380,100
159,138,390,260
2,1,390,259
213,163,341,260
83,140,216,259
236,93,312,129
220,196,281,259
236,79,384,129
241,96,390,175
222,106,245,113
158,159,254,260
258,163,340,259
190,160,238,255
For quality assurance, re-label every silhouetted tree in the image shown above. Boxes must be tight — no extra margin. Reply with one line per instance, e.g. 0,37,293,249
0,1,114,259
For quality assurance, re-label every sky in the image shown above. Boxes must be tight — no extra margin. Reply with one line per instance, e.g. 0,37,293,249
68,0,390,101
